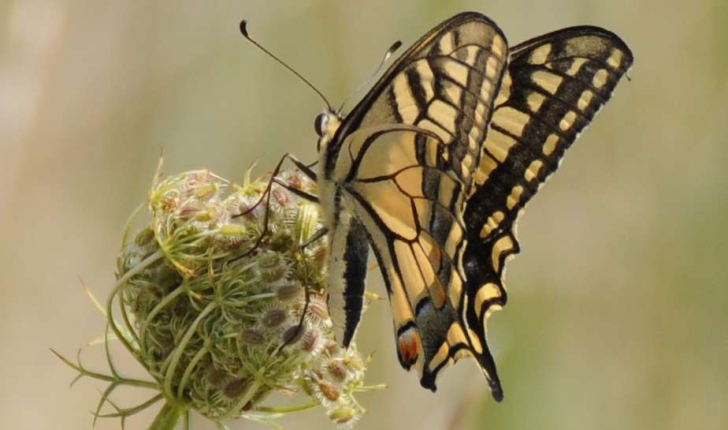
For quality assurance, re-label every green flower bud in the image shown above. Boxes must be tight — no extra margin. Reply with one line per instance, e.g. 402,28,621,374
59,167,379,429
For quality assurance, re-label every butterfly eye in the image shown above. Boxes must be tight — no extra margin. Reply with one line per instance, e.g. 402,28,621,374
314,113,327,136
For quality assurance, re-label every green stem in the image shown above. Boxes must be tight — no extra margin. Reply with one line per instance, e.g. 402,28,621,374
163,300,217,398
107,250,165,366
254,401,318,414
139,281,188,354
148,401,186,430
176,342,210,398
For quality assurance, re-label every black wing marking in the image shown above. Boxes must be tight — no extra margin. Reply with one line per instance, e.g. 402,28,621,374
324,12,512,396
339,124,504,394
326,12,509,194
460,28,634,382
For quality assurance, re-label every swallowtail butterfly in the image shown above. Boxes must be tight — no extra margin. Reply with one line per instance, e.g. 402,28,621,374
312,11,633,401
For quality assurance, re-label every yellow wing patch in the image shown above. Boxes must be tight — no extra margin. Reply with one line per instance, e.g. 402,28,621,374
317,12,633,402
461,27,633,401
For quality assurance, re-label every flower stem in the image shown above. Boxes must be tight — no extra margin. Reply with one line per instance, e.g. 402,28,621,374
148,401,186,430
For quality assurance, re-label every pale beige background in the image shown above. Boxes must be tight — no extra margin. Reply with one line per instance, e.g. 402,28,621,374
2,0,727,429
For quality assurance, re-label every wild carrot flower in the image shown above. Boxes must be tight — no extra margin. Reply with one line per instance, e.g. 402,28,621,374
56,163,378,429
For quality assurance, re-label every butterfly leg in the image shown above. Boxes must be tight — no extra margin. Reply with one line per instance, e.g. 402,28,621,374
299,226,328,249
273,177,319,203
236,152,323,350
280,230,329,351
232,152,318,260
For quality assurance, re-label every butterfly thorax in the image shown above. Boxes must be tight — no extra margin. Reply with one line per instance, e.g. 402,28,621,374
314,109,344,228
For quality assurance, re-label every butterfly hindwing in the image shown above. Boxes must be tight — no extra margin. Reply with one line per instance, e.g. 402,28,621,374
321,12,510,394
316,12,633,401
461,27,635,365
336,124,471,389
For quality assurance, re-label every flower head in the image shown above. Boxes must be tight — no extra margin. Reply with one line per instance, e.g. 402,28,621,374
59,165,376,429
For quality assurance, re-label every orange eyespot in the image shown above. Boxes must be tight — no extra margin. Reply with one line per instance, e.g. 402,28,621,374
397,327,421,369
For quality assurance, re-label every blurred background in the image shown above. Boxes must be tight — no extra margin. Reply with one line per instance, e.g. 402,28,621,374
2,0,727,429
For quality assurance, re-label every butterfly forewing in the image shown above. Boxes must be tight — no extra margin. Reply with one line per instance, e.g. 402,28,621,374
323,13,510,395
336,12,509,192
461,27,634,356
318,12,632,402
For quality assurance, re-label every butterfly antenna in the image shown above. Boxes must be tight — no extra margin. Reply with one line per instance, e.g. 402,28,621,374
338,40,402,112
240,20,332,111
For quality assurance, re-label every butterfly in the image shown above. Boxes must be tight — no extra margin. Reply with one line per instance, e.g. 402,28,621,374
306,11,633,401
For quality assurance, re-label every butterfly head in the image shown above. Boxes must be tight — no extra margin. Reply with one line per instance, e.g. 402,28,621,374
314,109,343,152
